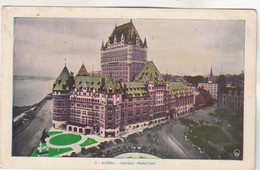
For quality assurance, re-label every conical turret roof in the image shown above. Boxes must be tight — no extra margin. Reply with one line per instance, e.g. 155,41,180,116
76,64,89,76
58,66,70,79
53,66,72,91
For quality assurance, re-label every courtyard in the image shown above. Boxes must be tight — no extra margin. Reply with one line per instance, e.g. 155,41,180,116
27,103,242,159
31,129,99,157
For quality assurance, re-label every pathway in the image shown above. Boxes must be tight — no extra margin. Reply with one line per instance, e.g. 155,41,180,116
12,99,53,156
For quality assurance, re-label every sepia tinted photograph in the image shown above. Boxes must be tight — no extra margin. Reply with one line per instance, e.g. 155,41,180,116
1,7,256,170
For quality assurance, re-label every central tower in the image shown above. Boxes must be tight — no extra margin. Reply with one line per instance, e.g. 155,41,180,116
101,20,147,82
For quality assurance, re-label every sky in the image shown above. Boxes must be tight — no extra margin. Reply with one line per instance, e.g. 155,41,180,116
13,18,245,77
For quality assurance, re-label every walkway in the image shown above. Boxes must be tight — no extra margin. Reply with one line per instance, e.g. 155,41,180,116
12,99,53,156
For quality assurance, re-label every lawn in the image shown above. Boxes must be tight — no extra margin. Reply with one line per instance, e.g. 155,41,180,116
79,138,98,147
47,131,63,136
31,131,99,157
188,135,219,159
48,147,73,157
223,144,242,153
189,125,229,144
49,133,82,146
31,142,73,157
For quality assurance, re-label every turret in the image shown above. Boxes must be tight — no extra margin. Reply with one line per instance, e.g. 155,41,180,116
144,37,147,47
101,41,105,50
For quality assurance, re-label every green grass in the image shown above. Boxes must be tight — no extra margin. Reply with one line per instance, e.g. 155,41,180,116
190,125,229,144
31,144,73,157
223,144,242,153
49,134,82,146
179,118,198,128
48,131,63,136
139,156,146,158
48,147,73,157
31,143,47,157
79,138,98,147
188,135,219,159
187,125,230,159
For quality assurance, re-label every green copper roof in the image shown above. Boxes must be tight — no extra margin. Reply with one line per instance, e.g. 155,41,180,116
143,37,147,47
76,64,89,76
104,75,120,93
121,82,149,98
75,75,103,92
169,82,189,95
53,66,73,91
105,20,146,47
134,61,162,84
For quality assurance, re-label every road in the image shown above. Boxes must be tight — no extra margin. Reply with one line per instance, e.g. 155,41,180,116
156,105,217,159
12,99,53,156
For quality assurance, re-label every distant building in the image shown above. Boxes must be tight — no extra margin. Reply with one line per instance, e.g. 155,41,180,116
209,67,214,82
197,67,218,100
197,82,218,100
225,72,244,88
218,87,243,113
195,88,214,109
161,74,186,82
101,20,147,82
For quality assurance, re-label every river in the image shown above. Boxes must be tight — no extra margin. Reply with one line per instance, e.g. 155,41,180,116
13,79,54,106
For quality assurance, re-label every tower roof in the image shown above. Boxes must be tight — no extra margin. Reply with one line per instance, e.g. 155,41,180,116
53,66,73,91
134,61,161,84
107,21,146,47
58,66,70,79
76,64,89,76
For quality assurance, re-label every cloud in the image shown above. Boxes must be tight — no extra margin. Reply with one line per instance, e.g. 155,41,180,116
14,18,245,77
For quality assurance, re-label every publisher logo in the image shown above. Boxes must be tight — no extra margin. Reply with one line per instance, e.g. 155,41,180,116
233,149,241,157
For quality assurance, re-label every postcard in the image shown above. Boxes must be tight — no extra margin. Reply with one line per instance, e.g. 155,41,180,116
0,7,256,169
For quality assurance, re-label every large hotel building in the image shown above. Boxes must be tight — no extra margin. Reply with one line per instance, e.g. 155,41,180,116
52,21,195,137
101,20,147,82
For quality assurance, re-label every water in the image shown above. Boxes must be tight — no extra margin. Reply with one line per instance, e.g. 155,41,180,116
13,79,54,106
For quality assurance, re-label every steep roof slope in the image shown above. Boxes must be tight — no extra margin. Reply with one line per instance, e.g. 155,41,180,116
134,61,161,84
120,82,149,98
103,20,146,48
53,66,73,91
76,64,89,76
74,75,103,92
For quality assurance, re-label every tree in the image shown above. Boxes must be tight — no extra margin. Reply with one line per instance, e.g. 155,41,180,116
184,75,205,86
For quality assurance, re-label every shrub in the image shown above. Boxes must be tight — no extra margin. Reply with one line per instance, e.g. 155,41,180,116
70,152,77,157
114,139,123,144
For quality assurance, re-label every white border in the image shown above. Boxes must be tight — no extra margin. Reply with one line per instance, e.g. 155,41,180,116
0,7,256,170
